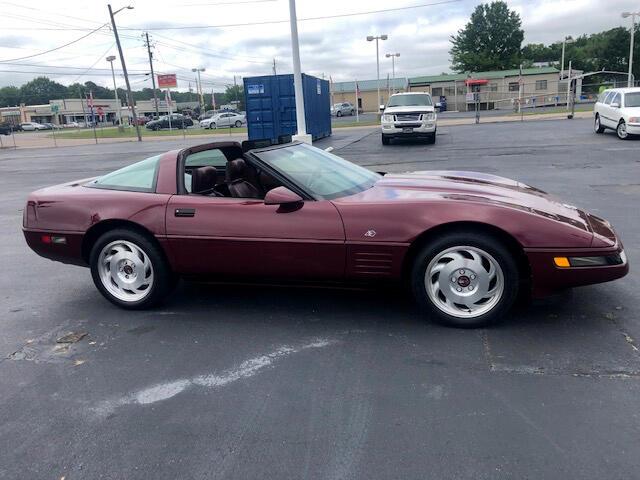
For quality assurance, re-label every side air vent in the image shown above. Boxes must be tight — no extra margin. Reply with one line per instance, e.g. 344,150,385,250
353,251,393,276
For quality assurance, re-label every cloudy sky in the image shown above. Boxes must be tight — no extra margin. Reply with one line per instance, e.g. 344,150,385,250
0,0,638,92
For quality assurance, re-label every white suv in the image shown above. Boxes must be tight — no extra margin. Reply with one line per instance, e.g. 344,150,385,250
594,87,640,139
381,92,437,145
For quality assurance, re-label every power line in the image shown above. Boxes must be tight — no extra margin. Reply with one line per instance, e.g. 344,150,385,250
180,0,277,6
0,24,109,62
0,0,463,31
71,43,116,83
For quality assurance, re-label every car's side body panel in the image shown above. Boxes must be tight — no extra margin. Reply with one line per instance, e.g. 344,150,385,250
165,195,346,279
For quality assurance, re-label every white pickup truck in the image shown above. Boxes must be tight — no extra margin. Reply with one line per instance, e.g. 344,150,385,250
381,92,437,145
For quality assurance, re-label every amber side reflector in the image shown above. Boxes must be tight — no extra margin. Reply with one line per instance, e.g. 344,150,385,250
554,257,570,268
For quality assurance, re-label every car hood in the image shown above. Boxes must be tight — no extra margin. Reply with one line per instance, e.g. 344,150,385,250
341,170,611,238
384,105,435,115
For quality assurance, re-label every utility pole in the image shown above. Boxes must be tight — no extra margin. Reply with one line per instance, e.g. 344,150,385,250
272,58,277,76
108,4,141,141
622,12,639,87
192,68,205,112
144,32,160,118
288,0,310,143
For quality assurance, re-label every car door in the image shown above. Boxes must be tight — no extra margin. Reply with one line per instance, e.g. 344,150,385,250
600,92,616,127
166,194,346,280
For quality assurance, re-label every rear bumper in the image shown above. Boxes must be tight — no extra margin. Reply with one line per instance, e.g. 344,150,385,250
23,229,87,267
526,245,629,297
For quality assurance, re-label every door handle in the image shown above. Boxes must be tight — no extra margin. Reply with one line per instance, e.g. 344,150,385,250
175,208,195,217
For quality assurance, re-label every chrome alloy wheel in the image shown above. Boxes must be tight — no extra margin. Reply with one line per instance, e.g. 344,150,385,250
97,240,154,302
617,121,628,139
425,246,504,319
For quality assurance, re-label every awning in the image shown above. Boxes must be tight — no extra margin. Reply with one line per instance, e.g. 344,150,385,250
465,79,489,86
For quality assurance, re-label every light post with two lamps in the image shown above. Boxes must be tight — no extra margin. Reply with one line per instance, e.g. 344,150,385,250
385,52,400,95
367,34,388,113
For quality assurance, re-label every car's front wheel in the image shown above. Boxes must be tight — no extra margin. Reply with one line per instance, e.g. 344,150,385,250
617,120,629,140
594,115,605,133
90,229,176,309
411,231,520,328
382,134,390,145
336,111,342,117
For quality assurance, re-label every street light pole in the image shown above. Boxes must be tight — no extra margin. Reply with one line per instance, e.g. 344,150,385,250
385,53,400,94
367,35,388,112
108,4,141,141
288,0,310,143
192,68,205,113
106,55,121,127
560,35,574,81
622,12,639,87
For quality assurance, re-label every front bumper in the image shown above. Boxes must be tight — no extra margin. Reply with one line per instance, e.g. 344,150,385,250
526,245,629,297
382,121,436,137
626,123,640,135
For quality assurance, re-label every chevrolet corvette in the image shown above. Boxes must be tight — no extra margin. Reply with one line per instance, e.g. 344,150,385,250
23,138,628,327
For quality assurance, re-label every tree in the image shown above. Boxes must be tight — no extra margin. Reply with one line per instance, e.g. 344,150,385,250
450,1,524,72
19,77,67,105
0,86,21,107
222,84,244,110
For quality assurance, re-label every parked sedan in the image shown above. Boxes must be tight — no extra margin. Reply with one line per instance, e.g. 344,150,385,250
331,102,356,117
20,122,47,131
200,112,246,129
145,114,193,130
0,122,17,135
23,139,628,328
594,87,640,139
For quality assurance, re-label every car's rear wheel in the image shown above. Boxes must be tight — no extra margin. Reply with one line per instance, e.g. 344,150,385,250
411,231,519,328
594,115,605,133
382,134,390,145
90,229,176,309
234,120,242,127
617,120,629,139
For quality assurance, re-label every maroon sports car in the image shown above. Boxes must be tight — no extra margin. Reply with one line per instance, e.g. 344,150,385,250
23,139,628,327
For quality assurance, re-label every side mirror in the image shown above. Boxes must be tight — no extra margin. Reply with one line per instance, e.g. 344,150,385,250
611,102,620,108
379,104,385,112
264,186,303,206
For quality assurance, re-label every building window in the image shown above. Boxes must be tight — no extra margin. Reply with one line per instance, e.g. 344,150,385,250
535,80,548,90
508,82,520,92
489,83,498,92
444,86,456,96
432,87,443,97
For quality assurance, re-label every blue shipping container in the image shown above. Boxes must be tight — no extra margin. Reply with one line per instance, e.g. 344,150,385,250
244,74,331,142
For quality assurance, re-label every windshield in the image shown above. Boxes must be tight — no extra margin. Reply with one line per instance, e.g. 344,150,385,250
626,92,640,107
387,94,433,107
333,104,342,109
255,143,381,200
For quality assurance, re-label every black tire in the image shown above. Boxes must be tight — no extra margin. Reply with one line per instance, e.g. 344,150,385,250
426,131,436,144
410,231,520,328
89,228,177,309
594,115,605,134
234,120,242,127
617,120,629,140
337,111,342,117
382,134,391,145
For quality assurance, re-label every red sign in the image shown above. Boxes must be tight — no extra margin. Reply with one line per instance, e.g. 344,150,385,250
157,74,177,89
96,107,104,115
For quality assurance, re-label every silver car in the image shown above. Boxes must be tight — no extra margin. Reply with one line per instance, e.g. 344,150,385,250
200,112,246,129
331,102,355,117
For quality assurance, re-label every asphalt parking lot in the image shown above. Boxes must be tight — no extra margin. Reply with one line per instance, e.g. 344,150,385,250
1,118,639,479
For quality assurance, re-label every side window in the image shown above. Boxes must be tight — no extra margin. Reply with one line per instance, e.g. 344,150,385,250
185,149,227,168
611,93,621,106
89,155,160,192
598,91,609,103
603,92,614,105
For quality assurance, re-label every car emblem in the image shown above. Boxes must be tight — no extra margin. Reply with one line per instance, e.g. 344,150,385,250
364,230,377,238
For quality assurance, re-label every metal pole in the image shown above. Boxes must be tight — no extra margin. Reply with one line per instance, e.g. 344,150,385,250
560,40,566,81
145,33,160,118
288,0,308,140
108,4,141,142
375,38,380,111
107,57,121,127
391,56,396,93
629,14,636,87
198,70,204,109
